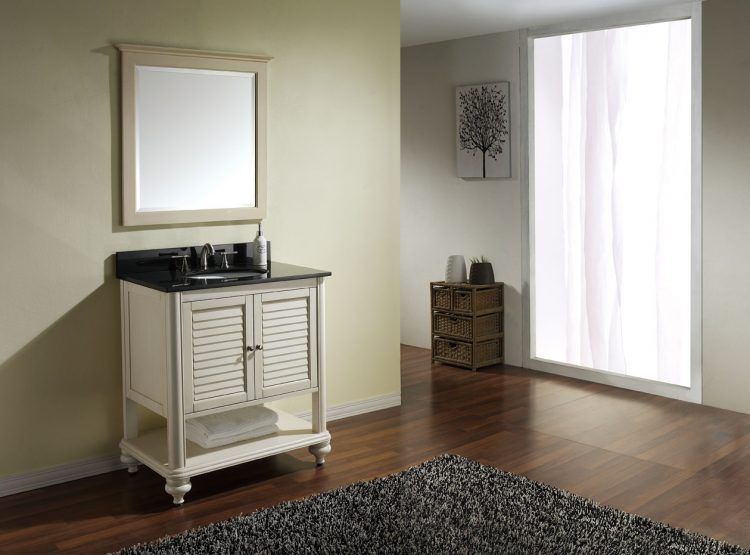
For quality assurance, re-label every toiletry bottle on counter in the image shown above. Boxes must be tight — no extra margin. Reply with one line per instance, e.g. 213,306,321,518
253,223,267,269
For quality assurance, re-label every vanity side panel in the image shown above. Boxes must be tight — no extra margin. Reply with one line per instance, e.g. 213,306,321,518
123,282,168,415
312,277,327,434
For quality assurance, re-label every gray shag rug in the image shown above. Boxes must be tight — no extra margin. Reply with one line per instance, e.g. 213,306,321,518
119,454,748,554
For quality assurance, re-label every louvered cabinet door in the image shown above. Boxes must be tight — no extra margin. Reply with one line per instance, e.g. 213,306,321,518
182,296,255,413
254,288,318,399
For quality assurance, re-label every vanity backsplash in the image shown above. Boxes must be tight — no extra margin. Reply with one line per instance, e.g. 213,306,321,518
116,242,270,276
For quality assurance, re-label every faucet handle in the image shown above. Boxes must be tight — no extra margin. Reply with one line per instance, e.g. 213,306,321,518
170,254,190,273
219,251,238,270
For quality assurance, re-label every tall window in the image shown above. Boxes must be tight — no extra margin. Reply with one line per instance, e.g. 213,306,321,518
531,18,693,387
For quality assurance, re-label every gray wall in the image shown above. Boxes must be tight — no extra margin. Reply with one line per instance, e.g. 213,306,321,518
400,31,523,366
702,0,750,414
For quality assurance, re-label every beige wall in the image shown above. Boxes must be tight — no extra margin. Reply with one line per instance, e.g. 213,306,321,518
401,0,750,414
400,32,523,365
0,0,400,477
702,0,750,413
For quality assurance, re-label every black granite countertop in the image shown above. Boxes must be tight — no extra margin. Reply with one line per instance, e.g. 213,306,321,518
116,243,331,293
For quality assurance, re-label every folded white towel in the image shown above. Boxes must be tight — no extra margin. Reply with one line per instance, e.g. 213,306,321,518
187,422,279,449
186,406,280,448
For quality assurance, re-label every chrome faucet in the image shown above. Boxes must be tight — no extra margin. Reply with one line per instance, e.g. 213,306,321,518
199,243,215,271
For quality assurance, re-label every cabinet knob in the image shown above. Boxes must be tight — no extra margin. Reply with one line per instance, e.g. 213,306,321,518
256,344,263,351
246,345,255,352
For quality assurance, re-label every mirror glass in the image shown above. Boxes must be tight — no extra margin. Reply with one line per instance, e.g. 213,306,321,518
135,66,256,212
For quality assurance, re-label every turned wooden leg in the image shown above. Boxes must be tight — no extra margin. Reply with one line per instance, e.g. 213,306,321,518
309,440,332,466
165,478,191,505
120,452,139,475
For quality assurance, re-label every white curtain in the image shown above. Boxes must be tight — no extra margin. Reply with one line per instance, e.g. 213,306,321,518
533,19,692,386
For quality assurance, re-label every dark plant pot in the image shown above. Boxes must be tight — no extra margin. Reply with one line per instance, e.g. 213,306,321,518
469,262,495,285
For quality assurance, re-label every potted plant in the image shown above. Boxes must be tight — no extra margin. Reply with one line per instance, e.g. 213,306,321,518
469,256,495,285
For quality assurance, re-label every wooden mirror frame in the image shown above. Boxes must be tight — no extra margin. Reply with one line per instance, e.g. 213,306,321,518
117,44,270,226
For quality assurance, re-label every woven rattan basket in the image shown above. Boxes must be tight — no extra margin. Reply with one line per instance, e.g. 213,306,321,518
453,287,502,313
433,312,501,340
433,338,473,365
431,284,452,311
433,337,502,367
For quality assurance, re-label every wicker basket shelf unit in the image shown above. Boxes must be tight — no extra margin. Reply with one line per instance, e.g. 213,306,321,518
430,281,504,370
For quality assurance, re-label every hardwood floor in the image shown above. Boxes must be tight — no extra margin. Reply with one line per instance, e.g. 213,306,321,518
2,345,750,553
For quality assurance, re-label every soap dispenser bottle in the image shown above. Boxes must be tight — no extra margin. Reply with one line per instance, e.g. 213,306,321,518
253,223,267,269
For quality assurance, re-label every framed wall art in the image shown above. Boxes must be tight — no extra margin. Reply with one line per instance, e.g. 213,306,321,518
456,81,510,179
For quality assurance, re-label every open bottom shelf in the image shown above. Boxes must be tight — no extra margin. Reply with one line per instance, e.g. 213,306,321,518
120,409,330,480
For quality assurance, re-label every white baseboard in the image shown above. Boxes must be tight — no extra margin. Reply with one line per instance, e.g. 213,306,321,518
0,391,402,498
296,391,402,422
0,453,126,498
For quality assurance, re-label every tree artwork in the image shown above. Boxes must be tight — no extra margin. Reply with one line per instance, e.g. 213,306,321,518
456,82,510,178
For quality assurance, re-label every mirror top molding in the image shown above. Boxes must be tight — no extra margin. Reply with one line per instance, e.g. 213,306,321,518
115,43,273,63
118,43,270,227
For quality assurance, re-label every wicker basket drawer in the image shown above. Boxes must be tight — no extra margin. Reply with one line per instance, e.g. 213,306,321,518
433,337,503,367
433,337,473,365
431,284,452,311
452,287,503,313
433,312,502,340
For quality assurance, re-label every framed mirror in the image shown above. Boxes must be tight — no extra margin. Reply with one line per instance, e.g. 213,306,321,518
117,44,269,226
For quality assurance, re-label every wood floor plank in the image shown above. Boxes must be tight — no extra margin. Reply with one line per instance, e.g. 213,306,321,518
0,344,749,552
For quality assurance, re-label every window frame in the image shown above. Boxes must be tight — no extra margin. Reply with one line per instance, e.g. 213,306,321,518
520,2,703,402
